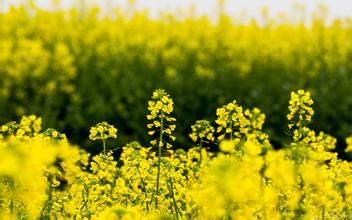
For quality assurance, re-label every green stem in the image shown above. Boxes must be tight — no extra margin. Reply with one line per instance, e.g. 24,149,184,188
46,175,53,216
102,138,106,155
149,191,155,206
199,141,203,166
321,172,326,220
80,187,89,211
166,177,180,219
229,113,233,141
155,115,164,209
136,167,149,212
170,179,181,218
9,178,14,215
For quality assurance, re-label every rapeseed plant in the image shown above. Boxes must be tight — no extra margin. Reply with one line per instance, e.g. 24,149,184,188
189,120,214,165
89,122,118,154
0,89,352,219
147,89,176,209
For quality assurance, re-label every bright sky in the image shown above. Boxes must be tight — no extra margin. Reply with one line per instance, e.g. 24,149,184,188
3,0,352,21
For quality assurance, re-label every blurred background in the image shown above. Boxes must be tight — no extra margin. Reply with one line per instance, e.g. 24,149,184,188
1,0,352,156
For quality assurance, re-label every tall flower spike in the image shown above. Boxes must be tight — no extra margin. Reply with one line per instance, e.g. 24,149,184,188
287,90,314,130
147,89,176,148
147,89,176,209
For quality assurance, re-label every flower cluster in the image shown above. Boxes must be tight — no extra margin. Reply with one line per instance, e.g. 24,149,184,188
89,122,118,141
41,128,67,141
287,90,314,130
345,136,352,153
89,122,117,155
244,107,265,131
215,100,247,141
0,115,42,139
189,120,215,144
147,89,176,148
215,100,270,153
19,115,42,135
0,122,19,139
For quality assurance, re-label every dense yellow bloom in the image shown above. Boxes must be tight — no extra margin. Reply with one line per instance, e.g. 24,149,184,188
0,135,83,219
147,89,176,148
216,100,247,140
215,100,270,149
19,115,42,134
287,90,314,130
1,89,352,219
6,2,352,218
189,120,215,143
89,122,118,141
244,108,265,131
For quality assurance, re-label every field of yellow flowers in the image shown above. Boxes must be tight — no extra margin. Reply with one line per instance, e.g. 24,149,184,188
1,89,352,219
2,2,352,219
1,3,352,151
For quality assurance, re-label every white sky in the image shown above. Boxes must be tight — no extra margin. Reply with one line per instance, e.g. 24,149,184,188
3,0,352,21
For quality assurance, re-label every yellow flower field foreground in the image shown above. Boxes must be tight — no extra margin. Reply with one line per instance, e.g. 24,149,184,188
1,89,352,219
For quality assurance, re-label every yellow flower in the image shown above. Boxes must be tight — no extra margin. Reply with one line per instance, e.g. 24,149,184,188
243,141,261,156
52,131,59,138
97,126,104,133
16,128,25,137
108,127,117,138
345,136,352,153
220,140,235,153
1,125,9,132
